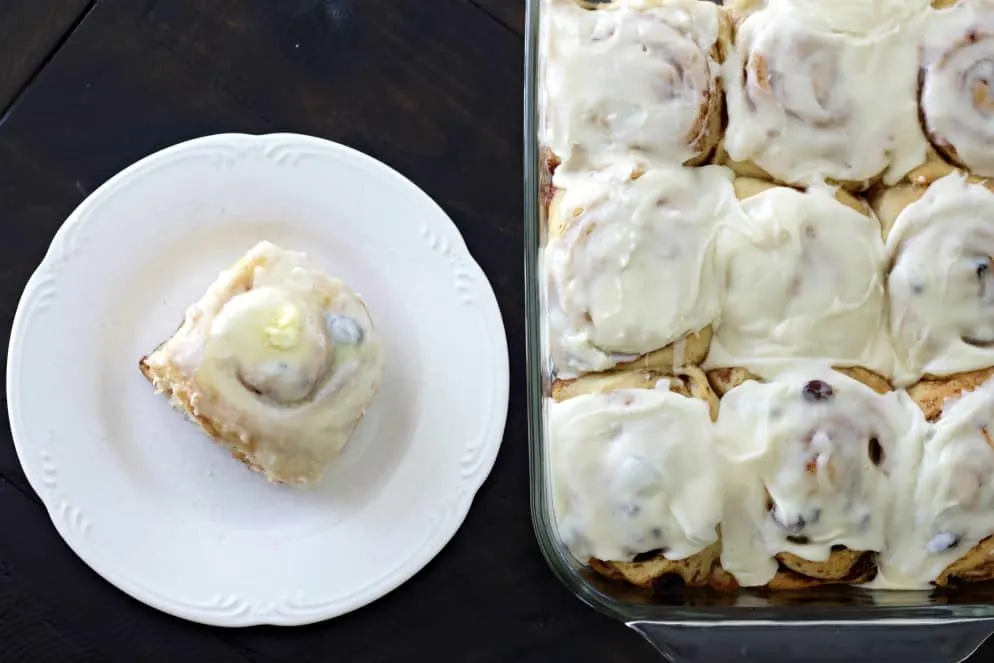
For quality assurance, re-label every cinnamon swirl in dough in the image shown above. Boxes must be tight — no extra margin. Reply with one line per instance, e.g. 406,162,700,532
139,241,383,487
714,364,927,588
872,172,994,385
721,0,928,189
550,366,723,590
881,373,994,587
541,0,729,185
705,178,894,381
917,0,994,178
545,166,736,378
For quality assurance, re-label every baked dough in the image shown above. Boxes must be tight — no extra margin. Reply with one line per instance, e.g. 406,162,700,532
139,241,383,487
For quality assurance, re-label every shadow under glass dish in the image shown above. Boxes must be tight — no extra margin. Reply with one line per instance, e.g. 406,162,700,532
521,1,994,660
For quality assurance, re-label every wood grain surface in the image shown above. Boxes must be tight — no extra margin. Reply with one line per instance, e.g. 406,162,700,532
2,1,992,662
0,1,657,661
0,0,93,114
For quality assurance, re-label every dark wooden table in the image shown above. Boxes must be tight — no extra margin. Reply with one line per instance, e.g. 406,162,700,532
0,1,661,661
0,2,990,663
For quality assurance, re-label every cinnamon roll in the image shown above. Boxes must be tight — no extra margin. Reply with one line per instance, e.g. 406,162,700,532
541,0,729,184
550,366,723,590
918,0,994,178
139,241,383,487
705,178,894,381
881,373,994,587
545,166,736,378
722,0,928,189
872,172,994,385
714,363,927,588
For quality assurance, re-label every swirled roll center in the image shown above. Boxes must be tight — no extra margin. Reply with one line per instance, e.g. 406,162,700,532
208,286,331,404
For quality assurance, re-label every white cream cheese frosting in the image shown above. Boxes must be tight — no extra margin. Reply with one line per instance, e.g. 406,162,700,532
550,383,722,563
919,0,994,177
545,165,736,377
722,0,928,186
541,0,723,185
886,173,994,384
879,377,994,587
779,0,931,35
713,364,927,587
142,241,383,485
706,184,894,379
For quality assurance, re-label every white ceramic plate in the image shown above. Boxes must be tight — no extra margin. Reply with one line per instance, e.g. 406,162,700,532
6,133,509,627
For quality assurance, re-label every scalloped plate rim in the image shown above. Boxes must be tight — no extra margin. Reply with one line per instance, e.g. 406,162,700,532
5,132,510,627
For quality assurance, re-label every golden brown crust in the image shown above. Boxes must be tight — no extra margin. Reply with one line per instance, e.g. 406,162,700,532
614,326,714,375
553,364,719,420
836,366,893,395
552,367,667,402
870,174,994,239
702,549,876,592
688,8,731,167
776,548,867,582
590,542,722,590
547,188,575,240
867,180,929,239
718,126,878,193
907,366,994,422
766,551,877,590
904,152,961,189
706,366,758,397
935,536,994,586
539,146,560,214
548,322,713,384
139,352,270,479
706,366,892,398
732,176,872,217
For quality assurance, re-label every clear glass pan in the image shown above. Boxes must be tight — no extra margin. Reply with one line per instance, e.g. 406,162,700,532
522,1,994,660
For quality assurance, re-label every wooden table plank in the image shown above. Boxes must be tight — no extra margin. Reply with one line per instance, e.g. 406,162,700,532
0,0,655,661
0,0,93,114
465,0,527,35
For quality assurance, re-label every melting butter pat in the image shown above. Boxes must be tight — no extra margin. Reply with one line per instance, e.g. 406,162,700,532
263,303,301,350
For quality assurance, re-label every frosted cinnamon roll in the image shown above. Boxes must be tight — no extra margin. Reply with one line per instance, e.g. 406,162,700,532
918,0,994,178
704,178,894,381
714,363,927,588
550,366,723,590
546,166,736,378
541,0,729,184
722,0,928,189
873,173,994,385
139,241,383,487
881,374,994,587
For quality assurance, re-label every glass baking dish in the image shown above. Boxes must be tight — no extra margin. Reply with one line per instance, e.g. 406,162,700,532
522,1,994,660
